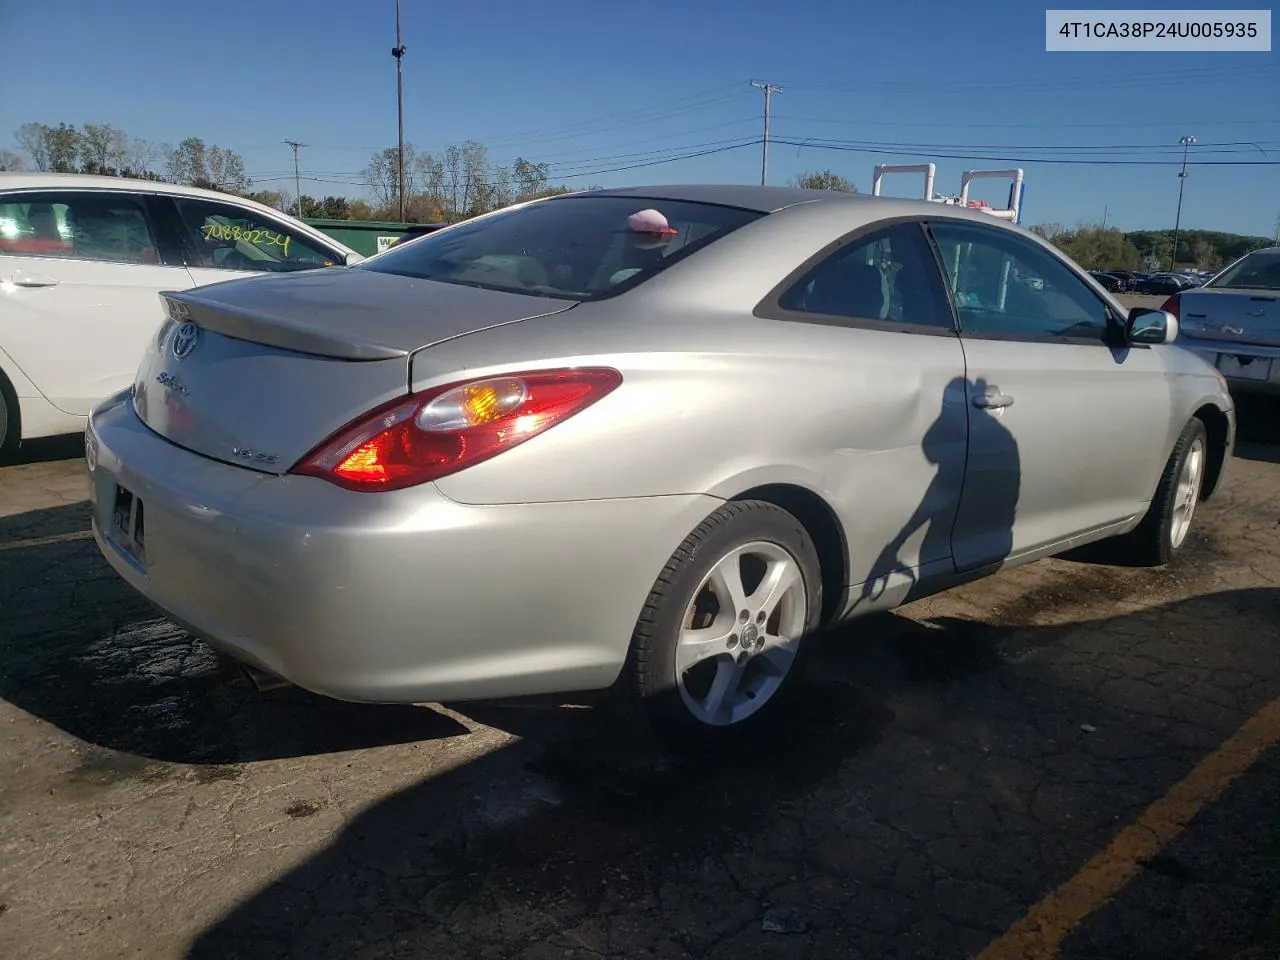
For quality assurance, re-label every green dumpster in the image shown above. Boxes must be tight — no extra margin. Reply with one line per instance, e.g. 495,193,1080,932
302,219,427,257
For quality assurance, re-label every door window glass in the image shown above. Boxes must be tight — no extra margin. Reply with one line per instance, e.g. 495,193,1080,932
776,222,953,329
0,192,160,264
928,220,1110,341
173,198,339,272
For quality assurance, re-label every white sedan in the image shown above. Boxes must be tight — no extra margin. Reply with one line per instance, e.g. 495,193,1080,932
0,173,361,456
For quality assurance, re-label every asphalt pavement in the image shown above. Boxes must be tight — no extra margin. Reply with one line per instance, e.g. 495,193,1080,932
1,392,1278,960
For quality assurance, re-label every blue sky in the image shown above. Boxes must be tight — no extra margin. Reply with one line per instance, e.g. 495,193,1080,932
2,0,1278,237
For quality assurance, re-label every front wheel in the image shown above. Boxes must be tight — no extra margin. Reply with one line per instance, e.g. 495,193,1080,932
0,382,18,462
1112,417,1209,566
617,500,823,749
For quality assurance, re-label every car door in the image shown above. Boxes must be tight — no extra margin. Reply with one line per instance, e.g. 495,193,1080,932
926,217,1172,571
0,189,196,417
758,219,969,608
161,194,349,288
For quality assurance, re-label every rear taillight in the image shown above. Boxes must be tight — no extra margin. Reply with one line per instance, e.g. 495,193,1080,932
291,367,623,492
1160,292,1181,318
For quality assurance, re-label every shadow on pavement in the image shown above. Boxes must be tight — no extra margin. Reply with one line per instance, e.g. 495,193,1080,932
1,432,85,467
0,503,469,764
184,588,1280,960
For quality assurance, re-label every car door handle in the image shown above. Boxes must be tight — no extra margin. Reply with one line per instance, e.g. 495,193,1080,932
9,271,60,288
973,393,1014,409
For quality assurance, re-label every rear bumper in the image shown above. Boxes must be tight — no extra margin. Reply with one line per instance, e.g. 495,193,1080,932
87,396,719,704
1179,337,1280,395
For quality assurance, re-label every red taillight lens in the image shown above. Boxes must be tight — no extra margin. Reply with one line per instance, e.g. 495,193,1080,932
290,368,622,492
1160,292,1181,319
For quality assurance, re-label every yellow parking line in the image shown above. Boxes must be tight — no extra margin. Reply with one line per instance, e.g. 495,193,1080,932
0,529,94,552
975,695,1280,960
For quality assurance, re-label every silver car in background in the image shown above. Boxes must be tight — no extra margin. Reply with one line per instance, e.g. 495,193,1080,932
85,185,1235,748
1164,246,1280,394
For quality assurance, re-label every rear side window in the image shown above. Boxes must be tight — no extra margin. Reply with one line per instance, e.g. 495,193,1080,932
362,196,763,300
173,198,341,272
775,221,954,329
1207,250,1280,291
0,192,160,264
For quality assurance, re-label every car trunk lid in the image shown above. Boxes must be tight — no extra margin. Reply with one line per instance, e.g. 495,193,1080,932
1176,287,1280,348
132,271,577,473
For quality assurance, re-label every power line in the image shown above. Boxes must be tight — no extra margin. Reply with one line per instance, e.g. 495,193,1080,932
248,140,761,191
777,64,1279,93
392,0,407,222
245,135,764,183
751,80,782,185
1170,135,1197,270
771,137,1280,165
771,135,1275,157
282,140,306,216
468,83,751,149
771,114,1280,131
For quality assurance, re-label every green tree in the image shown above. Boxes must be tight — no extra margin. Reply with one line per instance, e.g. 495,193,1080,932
793,170,856,192
512,157,551,199
244,190,289,212
1052,224,1143,271
297,195,355,219
165,137,249,192
78,123,128,174
1028,222,1067,242
15,122,81,172
364,145,419,212
1191,238,1222,271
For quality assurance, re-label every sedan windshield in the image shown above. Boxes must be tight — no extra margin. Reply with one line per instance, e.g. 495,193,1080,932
360,195,763,300
1206,250,1280,291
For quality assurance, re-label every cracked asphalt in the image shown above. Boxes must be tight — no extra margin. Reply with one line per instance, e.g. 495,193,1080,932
1,391,1278,960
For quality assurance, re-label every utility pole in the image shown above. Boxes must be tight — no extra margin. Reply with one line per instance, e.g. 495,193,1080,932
1169,134,1196,271
1273,212,1279,246
392,0,407,222
283,140,306,217
1101,203,1108,229
751,80,781,186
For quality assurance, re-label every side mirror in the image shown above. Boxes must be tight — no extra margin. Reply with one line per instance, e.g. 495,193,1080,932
343,251,364,266
1126,307,1179,345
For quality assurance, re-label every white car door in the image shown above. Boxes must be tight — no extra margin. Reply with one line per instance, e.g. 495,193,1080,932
163,195,349,289
0,190,195,417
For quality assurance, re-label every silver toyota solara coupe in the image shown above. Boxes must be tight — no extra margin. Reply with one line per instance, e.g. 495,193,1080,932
86,185,1235,746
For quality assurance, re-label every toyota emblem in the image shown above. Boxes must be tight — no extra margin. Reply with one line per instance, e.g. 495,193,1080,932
171,321,201,361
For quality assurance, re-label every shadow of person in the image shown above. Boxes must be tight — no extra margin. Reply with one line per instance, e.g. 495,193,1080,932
859,375,1021,606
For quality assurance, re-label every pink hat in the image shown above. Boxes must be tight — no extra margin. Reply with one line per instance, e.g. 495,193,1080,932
627,208,679,236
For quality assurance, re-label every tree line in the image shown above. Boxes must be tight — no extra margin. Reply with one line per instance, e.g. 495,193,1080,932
1028,223,1271,273
3,121,582,225
4,128,1271,262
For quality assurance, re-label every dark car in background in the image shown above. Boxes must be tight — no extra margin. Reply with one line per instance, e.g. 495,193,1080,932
1089,271,1123,292
1137,273,1194,295
1107,270,1144,292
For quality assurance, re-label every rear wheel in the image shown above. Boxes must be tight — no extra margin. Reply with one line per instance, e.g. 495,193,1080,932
1111,418,1208,566
617,500,822,749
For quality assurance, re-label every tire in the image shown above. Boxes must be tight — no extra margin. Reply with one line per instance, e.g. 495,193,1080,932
1112,418,1209,567
0,374,18,463
616,500,823,750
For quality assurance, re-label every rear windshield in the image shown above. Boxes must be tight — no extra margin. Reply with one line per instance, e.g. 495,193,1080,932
1206,250,1280,291
360,195,763,300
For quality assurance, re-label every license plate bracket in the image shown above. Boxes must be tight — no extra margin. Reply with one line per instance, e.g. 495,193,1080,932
1216,354,1273,382
111,483,146,561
